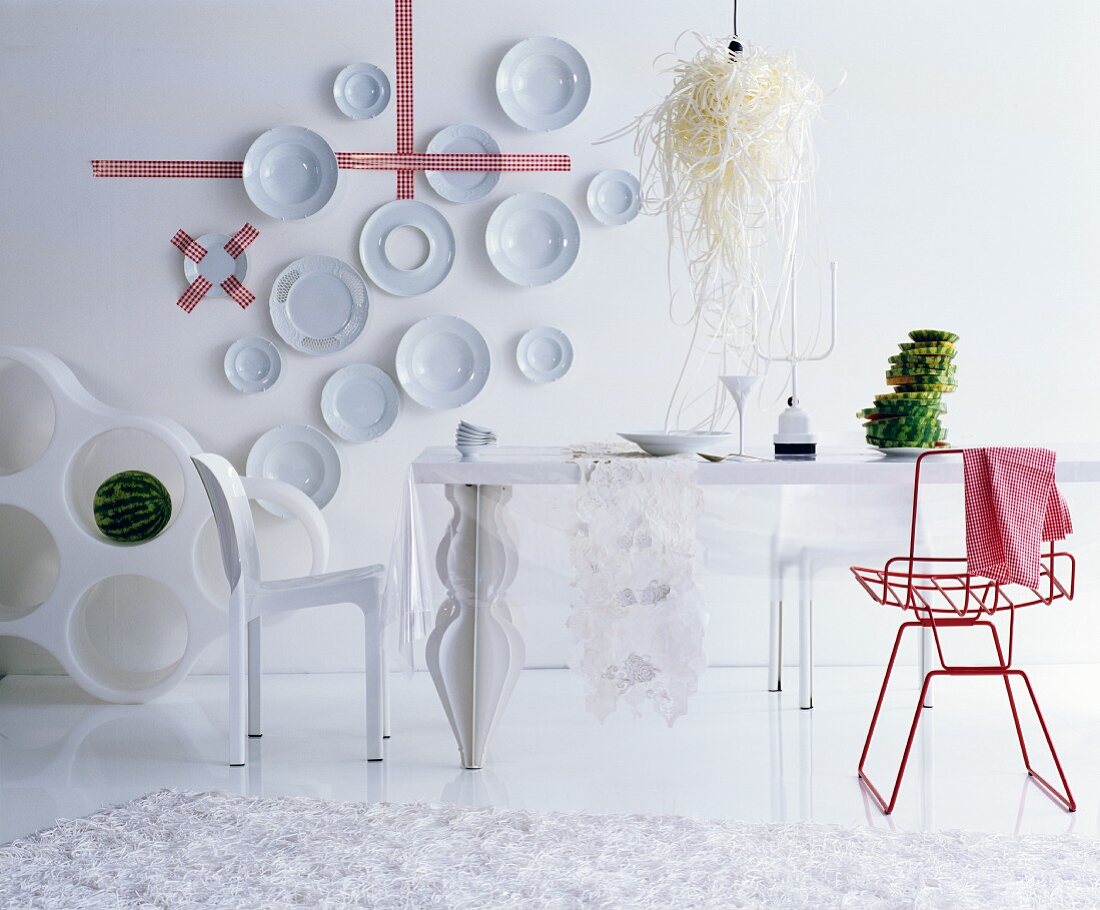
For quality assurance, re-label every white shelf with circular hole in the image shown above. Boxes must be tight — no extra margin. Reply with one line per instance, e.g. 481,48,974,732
0,346,226,703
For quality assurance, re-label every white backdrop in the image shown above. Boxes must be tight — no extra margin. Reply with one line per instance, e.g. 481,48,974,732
2,0,1099,678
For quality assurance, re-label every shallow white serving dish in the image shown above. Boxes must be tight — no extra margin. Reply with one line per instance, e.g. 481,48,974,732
246,425,342,517
223,336,281,394
395,315,490,410
619,431,739,457
321,364,400,443
333,63,390,119
183,233,248,296
359,200,456,297
587,169,641,226
242,126,339,220
516,326,573,383
486,192,580,286
875,446,936,458
496,36,591,131
270,256,370,356
425,123,501,203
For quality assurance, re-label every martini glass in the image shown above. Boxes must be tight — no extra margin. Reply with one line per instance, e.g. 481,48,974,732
720,375,760,456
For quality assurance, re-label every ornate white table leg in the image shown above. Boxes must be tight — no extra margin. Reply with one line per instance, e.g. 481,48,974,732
426,484,525,769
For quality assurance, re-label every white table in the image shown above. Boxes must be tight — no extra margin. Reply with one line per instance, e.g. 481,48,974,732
409,446,1100,769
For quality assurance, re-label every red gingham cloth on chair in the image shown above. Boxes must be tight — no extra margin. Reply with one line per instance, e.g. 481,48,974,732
964,447,1073,588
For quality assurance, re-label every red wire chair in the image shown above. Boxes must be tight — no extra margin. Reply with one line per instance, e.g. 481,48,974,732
850,449,1077,815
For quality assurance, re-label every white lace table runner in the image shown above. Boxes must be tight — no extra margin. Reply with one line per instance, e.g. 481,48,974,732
568,446,707,725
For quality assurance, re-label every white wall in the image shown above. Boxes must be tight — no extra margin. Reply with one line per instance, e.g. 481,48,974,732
2,0,1099,678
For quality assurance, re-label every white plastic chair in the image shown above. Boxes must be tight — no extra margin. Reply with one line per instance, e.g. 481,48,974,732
192,453,386,766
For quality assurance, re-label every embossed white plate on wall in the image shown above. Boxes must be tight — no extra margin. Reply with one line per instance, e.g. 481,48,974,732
333,63,391,119
321,364,401,442
223,337,282,394
486,192,580,286
242,126,339,220
516,326,573,383
587,169,641,226
246,425,342,517
425,123,502,204
395,315,490,410
359,200,456,297
270,256,370,356
496,37,591,131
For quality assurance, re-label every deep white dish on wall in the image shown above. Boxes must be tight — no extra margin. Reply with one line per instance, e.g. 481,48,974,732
246,425,342,517
395,315,490,410
516,327,573,383
333,63,391,119
184,233,248,297
242,126,339,220
496,37,591,131
223,337,282,394
486,192,580,286
359,200,456,297
321,364,401,443
618,431,739,457
269,256,370,356
425,123,501,204
587,169,642,226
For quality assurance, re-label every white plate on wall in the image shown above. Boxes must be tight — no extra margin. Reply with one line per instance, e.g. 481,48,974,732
224,337,282,394
619,431,739,457
321,364,400,442
270,256,370,356
587,169,641,226
333,63,390,119
242,126,339,220
184,233,248,296
486,192,580,286
246,425,342,517
496,37,591,131
359,200,456,297
516,327,573,383
395,315,490,410
425,123,501,204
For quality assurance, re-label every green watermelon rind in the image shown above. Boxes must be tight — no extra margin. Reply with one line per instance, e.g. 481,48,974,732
898,342,956,355
908,329,959,343
93,470,172,544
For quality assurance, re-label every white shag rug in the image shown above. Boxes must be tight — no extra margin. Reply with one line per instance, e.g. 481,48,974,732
1,790,1098,909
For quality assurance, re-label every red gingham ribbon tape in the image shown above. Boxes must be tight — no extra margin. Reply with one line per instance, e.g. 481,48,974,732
176,277,212,313
394,0,414,198
171,229,208,263
224,223,259,259
94,160,242,178
221,275,255,310
335,152,572,171
96,154,573,178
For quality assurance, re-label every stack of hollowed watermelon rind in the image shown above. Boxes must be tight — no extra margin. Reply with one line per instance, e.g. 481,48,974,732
858,329,959,449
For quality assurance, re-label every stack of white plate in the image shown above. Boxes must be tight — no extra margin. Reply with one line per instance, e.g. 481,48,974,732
456,421,496,460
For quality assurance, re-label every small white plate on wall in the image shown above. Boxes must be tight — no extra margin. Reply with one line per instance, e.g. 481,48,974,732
587,169,641,226
321,364,401,442
270,256,370,356
224,337,282,394
517,327,573,383
425,123,501,204
496,37,591,131
333,63,390,119
242,126,339,220
619,431,739,457
184,233,248,296
486,192,580,286
395,315,490,410
246,425,342,517
359,200,456,297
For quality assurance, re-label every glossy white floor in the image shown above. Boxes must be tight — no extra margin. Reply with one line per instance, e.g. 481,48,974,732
1,665,1097,845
